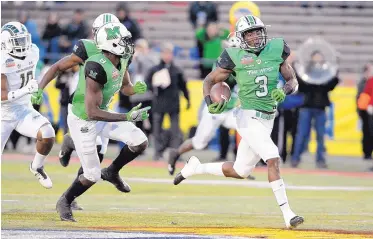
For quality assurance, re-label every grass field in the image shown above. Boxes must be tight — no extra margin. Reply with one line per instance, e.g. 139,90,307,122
2,147,373,239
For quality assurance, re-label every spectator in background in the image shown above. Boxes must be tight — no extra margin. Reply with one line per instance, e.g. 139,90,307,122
129,39,159,136
116,3,142,42
60,9,88,53
357,63,373,163
356,62,373,161
18,10,45,61
146,43,190,161
189,2,218,29
42,12,62,64
291,51,340,169
196,22,229,78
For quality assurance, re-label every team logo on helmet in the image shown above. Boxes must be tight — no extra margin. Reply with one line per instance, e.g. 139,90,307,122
105,26,120,40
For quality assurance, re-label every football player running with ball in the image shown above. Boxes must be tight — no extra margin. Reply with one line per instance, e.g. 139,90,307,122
55,22,150,222
1,22,55,189
174,15,303,229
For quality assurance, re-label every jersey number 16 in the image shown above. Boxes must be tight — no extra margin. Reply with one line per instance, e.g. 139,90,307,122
20,71,33,89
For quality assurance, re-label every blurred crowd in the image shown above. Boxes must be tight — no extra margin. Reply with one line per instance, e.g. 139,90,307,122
3,1,373,171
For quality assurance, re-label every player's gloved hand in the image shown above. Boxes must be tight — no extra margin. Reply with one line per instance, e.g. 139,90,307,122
208,100,227,114
126,103,151,122
271,88,286,103
31,89,43,105
25,80,39,94
133,81,147,94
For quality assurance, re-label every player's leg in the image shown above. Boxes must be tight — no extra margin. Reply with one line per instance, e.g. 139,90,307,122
1,120,16,153
167,106,225,175
15,109,55,189
100,121,148,192
56,113,100,222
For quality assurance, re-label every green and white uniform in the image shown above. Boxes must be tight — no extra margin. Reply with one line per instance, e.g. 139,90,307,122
192,63,238,150
216,38,290,177
67,52,147,182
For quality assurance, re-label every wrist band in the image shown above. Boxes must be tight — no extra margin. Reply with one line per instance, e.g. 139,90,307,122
204,95,213,106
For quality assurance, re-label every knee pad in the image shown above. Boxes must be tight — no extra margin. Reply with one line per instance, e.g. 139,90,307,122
83,167,102,183
233,163,254,178
39,124,55,138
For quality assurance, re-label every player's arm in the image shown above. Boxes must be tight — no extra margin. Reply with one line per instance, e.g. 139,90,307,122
279,41,298,95
203,49,234,103
121,70,147,96
39,40,87,89
1,73,38,102
85,61,127,122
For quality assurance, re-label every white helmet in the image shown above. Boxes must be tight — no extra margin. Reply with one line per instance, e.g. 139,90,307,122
95,22,134,58
234,15,267,52
1,21,31,57
92,13,120,36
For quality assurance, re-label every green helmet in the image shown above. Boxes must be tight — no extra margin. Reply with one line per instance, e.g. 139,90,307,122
234,15,267,53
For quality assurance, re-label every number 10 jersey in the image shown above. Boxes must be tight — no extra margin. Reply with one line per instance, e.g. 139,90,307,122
1,44,39,120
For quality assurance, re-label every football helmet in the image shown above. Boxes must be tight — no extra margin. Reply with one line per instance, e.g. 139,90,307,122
92,13,120,36
234,15,267,52
1,21,31,57
95,22,134,58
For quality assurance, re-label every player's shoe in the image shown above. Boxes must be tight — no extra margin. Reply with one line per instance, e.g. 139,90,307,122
29,163,52,189
56,196,76,222
167,148,179,176
59,133,75,167
247,175,256,180
286,215,304,229
173,156,200,185
71,200,83,211
101,168,131,193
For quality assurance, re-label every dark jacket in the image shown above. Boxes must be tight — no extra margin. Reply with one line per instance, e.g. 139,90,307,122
62,21,88,41
298,75,339,109
42,23,62,40
146,60,190,113
119,17,142,42
189,2,218,28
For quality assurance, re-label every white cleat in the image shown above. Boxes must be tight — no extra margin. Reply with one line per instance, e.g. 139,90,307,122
29,163,52,189
285,215,304,229
173,156,200,185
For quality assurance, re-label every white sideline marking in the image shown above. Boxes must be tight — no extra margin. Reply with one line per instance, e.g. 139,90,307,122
126,177,373,191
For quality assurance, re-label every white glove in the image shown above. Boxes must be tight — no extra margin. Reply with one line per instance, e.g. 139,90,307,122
367,105,373,115
24,80,39,94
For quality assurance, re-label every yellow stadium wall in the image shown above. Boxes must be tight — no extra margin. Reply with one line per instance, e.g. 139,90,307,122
42,80,362,157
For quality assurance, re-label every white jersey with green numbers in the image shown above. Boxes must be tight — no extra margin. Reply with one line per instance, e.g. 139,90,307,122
217,38,288,112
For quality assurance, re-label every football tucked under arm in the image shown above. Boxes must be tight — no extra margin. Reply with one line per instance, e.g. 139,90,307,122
280,58,299,95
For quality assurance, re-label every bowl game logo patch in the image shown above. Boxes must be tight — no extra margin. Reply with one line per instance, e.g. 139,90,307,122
5,58,15,68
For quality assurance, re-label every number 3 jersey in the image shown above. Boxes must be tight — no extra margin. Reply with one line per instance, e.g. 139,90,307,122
217,38,290,112
1,44,39,120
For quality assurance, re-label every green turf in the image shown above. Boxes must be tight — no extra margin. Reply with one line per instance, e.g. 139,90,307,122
2,157,373,234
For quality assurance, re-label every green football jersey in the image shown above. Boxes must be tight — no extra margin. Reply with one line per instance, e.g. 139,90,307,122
72,53,131,120
72,39,101,83
217,38,287,112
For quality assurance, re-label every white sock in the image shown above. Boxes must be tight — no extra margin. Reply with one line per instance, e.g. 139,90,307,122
195,162,225,176
270,179,296,221
31,152,47,170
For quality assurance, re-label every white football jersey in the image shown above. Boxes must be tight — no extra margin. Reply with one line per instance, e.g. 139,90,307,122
1,44,39,120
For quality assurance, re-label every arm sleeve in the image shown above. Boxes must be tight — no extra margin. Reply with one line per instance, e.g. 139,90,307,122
216,49,236,70
72,40,88,62
282,40,291,61
84,61,107,86
177,70,190,101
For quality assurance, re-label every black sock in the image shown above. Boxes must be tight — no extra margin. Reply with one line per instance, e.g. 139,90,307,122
77,146,104,177
108,145,140,173
64,176,94,204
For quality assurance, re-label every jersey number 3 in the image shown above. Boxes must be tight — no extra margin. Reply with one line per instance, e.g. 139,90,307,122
255,75,268,97
20,71,33,89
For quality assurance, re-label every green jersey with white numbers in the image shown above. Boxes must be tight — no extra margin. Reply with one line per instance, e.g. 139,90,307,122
217,38,289,112
72,53,131,120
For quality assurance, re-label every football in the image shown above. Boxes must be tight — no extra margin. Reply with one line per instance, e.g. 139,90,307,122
210,82,231,103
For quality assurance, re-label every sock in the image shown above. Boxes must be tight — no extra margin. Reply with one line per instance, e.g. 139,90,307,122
194,162,225,176
270,179,295,220
64,176,94,204
32,152,47,170
108,145,140,173
77,147,104,177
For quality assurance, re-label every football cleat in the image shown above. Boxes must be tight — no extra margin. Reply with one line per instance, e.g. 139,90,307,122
173,156,200,185
56,196,76,222
101,168,131,193
287,215,304,229
71,200,83,211
29,163,52,189
167,148,179,176
59,133,75,167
